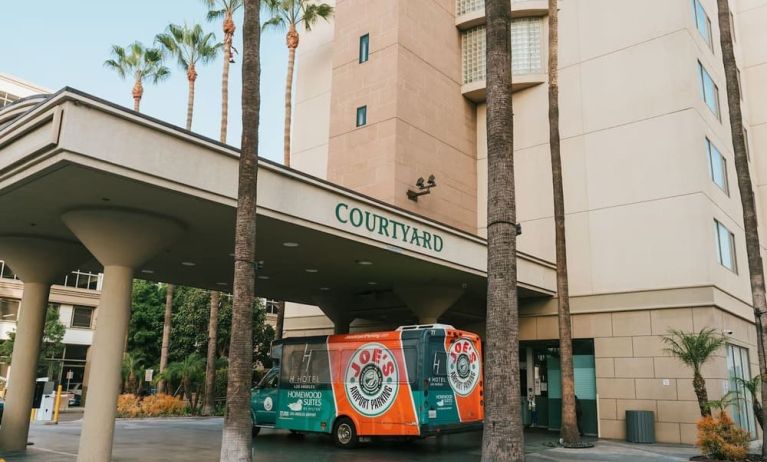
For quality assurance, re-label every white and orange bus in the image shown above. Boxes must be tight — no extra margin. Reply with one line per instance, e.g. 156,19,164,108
250,324,484,448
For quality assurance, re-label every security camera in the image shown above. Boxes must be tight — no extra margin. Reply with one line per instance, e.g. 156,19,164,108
416,177,425,188
723,329,734,336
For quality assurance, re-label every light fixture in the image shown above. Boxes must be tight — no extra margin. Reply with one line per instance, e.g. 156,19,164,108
181,262,196,267
356,260,373,266
319,287,330,291
257,275,270,280
141,269,155,275
305,269,319,273
229,253,235,257
367,281,377,285
283,242,299,248
407,174,437,202
216,282,228,286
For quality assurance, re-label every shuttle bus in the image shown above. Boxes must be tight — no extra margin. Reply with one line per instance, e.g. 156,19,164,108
250,324,484,448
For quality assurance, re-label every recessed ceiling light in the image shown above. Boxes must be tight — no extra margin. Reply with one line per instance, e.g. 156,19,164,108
257,275,270,280
356,260,373,266
305,269,319,273
320,287,330,291
141,269,155,274
367,281,377,285
229,253,235,257
283,242,299,248
216,282,228,286
181,262,196,267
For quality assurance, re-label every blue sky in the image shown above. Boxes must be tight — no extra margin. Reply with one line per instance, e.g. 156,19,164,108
1,0,287,162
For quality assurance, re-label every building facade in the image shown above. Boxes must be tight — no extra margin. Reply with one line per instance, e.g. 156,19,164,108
286,0,767,444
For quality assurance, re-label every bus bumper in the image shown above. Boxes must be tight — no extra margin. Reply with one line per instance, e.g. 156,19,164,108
420,421,483,437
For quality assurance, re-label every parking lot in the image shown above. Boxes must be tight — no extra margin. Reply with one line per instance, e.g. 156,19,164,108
0,417,700,462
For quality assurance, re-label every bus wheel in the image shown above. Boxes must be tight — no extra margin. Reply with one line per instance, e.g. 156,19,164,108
333,417,359,449
252,426,261,437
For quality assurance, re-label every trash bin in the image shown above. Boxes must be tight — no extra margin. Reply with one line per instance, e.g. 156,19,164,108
625,410,655,443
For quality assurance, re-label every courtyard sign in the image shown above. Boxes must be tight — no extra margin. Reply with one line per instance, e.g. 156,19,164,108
335,203,444,253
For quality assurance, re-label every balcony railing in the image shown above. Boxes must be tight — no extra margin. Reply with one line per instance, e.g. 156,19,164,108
0,260,102,291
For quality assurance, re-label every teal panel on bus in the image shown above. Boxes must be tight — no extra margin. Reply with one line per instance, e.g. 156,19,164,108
274,388,336,433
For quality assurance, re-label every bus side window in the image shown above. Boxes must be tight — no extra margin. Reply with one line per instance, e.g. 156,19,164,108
268,373,279,388
432,351,447,376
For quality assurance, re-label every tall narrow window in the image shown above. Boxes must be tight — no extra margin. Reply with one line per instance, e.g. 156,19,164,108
692,0,713,49
698,61,721,119
714,220,737,272
356,106,367,127
0,298,19,322
511,17,543,75
744,127,751,162
359,34,369,63
727,344,756,436
706,138,728,194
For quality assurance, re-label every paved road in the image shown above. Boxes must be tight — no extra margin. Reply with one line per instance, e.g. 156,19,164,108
0,418,699,461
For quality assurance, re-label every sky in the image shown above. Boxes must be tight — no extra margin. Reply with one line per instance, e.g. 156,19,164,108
1,0,288,163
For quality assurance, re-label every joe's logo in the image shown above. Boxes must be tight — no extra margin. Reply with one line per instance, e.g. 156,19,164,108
447,338,480,396
344,343,399,417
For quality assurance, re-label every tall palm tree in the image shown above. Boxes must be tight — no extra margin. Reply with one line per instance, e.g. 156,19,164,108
104,41,170,112
121,352,144,394
203,0,244,143
547,0,578,445
263,0,332,340
715,0,767,456
155,23,222,131
262,0,333,166
202,0,243,416
157,283,174,394
220,0,260,458
482,0,523,460
157,354,206,409
203,290,220,415
662,328,725,417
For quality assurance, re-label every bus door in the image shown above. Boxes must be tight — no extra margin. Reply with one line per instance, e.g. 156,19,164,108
425,337,460,425
254,368,279,425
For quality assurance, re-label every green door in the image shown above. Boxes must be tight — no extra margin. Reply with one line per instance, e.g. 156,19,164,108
253,369,279,425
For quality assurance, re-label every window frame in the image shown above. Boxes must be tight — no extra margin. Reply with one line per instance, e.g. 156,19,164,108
356,106,367,127
706,138,729,195
70,305,94,329
359,34,370,63
698,61,721,120
714,220,738,273
692,0,714,50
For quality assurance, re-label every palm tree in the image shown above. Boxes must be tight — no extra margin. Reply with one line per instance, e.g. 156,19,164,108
157,283,174,395
155,23,222,131
715,0,767,456
203,291,220,415
262,0,333,166
203,0,243,143
220,0,260,458
547,0,579,445
482,0,524,460
157,354,206,410
201,0,243,415
263,0,332,340
733,375,764,429
104,41,170,112
121,352,144,394
662,328,725,417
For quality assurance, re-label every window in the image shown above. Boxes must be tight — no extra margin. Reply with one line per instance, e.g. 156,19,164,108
359,34,369,63
730,12,737,42
356,106,367,127
743,127,750,162
71,306,94,328
64,270,100,290
0,298,19,322
0,261,17,280
698,61,721,119
727,344,756,436
737,68,743,100
714,220,737,272
462,26,486,84
706,138,728,194
692,0,713,49
511,17,543,75
0,91,19,108
265,299,280,315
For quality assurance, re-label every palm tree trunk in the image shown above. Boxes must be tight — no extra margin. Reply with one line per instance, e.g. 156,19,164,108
482,0,524,460
693,371,710,417
754,398,764,430
715,0,767,454
132,79,143,112
275,301,285,340
221,23,233,144
283,26,298,167
548,0,579,444
158,283,174,394
220,0,260,459
203,291,220,415
186,66,198,131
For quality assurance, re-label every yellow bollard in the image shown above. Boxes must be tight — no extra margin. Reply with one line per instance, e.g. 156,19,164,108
30,408,37,422
53,384,63,424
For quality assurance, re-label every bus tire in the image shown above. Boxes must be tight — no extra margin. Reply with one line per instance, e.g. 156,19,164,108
333,417,359,449
252,426,260,437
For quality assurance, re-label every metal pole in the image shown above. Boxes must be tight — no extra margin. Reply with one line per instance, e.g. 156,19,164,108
53,385,63,424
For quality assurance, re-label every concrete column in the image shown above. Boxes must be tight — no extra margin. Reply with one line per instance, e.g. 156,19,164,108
0,237,88,452
333,316,351,335
316,297,355,335
395,286,464,325
62,209,183,462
